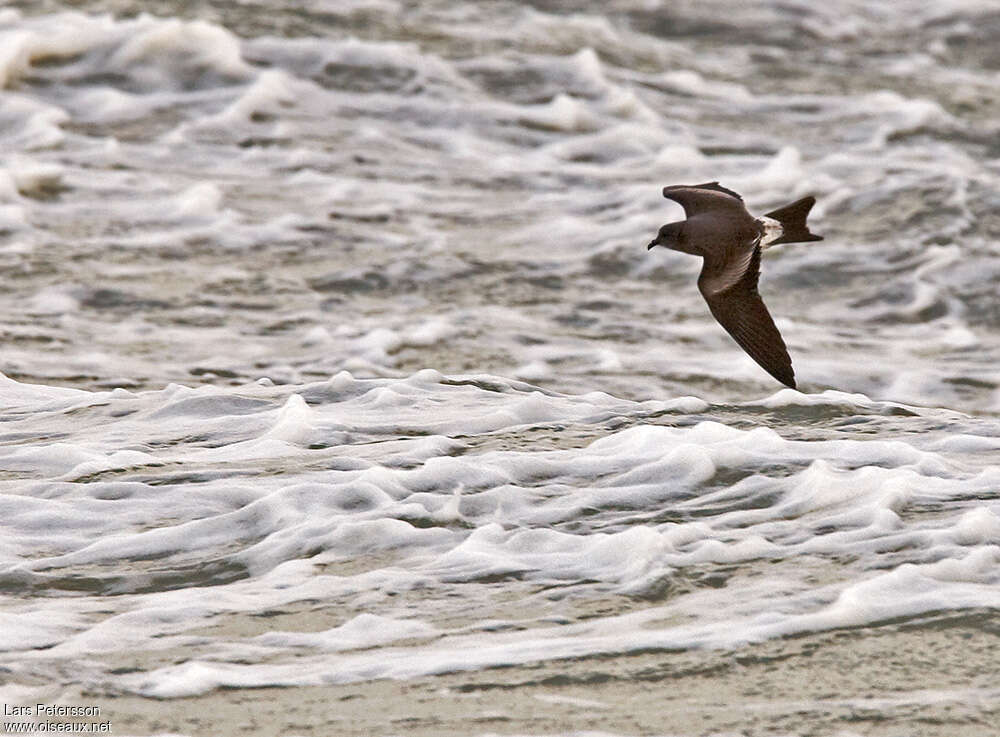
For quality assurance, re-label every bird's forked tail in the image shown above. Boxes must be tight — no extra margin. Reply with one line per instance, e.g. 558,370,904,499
763,196,823,246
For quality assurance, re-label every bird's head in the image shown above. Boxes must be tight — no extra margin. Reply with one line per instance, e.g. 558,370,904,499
647,222,683,250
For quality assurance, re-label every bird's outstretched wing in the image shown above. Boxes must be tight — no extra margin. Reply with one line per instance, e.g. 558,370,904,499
680,181,744,200
697,242,795,388
662,182,747,219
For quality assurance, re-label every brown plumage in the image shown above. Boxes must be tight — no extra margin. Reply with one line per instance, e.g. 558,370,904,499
647,182,823,389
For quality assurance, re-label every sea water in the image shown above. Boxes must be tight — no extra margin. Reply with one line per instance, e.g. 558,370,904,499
1,1,999,735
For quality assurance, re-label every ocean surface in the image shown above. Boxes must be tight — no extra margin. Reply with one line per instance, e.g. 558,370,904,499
2,1,1000,735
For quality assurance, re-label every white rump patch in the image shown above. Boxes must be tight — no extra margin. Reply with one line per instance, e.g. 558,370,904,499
759,216,784,248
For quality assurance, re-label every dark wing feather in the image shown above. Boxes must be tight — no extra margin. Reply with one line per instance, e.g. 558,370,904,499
662,182,748,219
686,182,744,201
697,244,796,388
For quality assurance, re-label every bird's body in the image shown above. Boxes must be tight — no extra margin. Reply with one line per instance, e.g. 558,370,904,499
647,182,823,389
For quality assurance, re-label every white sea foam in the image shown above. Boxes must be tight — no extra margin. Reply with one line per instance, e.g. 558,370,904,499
2,2,1000,728
1,366,998,699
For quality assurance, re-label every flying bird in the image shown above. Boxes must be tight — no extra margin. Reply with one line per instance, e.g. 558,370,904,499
647,182,822,389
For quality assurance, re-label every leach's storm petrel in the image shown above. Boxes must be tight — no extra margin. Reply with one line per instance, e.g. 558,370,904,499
647,182,823,389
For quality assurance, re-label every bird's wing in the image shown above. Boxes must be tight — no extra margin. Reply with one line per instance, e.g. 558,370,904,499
662,182,746,218
684,181,744,201
697,241,796,388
